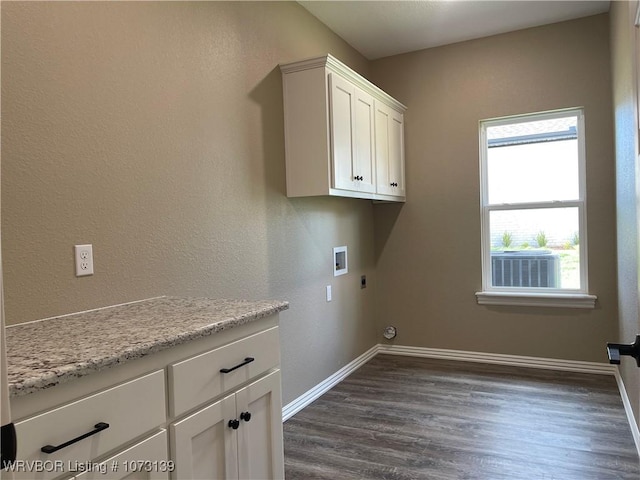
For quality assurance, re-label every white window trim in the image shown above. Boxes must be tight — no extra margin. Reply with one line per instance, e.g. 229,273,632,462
476,108,596,309
475,291,597,308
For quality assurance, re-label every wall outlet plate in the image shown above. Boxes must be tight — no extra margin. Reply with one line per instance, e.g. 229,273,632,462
74,244,94,276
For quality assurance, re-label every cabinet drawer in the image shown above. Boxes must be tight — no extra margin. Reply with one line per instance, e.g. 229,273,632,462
74,429,169,480
13,370,166,480
168,327,279,417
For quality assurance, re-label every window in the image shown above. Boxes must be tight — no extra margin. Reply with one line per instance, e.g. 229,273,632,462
476,108,596,308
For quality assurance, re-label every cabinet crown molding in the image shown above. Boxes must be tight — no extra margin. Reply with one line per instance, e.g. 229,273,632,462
280,54,407,113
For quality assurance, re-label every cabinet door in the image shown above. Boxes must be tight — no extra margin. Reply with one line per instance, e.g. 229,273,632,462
170,394,238,480
329,73,357,192
375,101,406,198
329,73,376,194
235,371,284,480
353,88,376,193
74,430,169,480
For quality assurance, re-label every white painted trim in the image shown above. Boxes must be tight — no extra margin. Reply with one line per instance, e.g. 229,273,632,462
376,344,615,375
478,108,590,297
475,291,597,309
283,345,639,458
281,345,378,422
613,368,640,458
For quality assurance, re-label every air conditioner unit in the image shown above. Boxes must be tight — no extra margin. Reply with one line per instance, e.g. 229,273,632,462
491,250,560,288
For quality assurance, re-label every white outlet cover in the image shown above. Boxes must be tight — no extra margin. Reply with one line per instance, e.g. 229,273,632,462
74,244,94,276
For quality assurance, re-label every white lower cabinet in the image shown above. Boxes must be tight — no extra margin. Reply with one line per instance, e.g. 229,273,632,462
9,320,283,480
170,370,283,480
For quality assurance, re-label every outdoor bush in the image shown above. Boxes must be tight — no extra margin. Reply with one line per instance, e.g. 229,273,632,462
502,231,513,248
536,231,548,248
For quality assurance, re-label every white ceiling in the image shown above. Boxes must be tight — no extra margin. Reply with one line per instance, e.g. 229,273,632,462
298,1,611,60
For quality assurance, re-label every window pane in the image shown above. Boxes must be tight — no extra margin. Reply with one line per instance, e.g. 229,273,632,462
489,208,580,289
487,116,579,204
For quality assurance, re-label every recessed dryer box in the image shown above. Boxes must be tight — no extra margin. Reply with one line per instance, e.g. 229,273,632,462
334,246,348,276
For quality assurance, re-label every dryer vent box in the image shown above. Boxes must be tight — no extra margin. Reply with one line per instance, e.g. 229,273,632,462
333,246,348,276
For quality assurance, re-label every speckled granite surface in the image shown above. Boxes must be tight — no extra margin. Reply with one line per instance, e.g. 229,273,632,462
6,296,288,397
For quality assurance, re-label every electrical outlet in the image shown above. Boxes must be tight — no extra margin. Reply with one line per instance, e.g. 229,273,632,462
326,285,332,302
75,244,94,276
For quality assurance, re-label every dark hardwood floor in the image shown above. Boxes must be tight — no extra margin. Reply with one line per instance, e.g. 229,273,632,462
284,355,640,480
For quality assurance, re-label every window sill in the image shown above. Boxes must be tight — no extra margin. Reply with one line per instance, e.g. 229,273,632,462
475,291,597,309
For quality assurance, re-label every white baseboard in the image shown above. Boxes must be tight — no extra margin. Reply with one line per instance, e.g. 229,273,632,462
282,345,378,421
283,343,638,459
377,344,616,375
613,369,640,458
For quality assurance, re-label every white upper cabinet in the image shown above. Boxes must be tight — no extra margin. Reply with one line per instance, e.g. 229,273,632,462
280,54,407,202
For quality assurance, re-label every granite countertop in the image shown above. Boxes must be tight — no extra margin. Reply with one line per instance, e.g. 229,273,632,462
6,296,289,398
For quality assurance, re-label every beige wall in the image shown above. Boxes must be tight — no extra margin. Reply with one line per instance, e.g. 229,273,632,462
1,2,628,413
0,1,377,405
370,14,618,362
610,0,640,428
